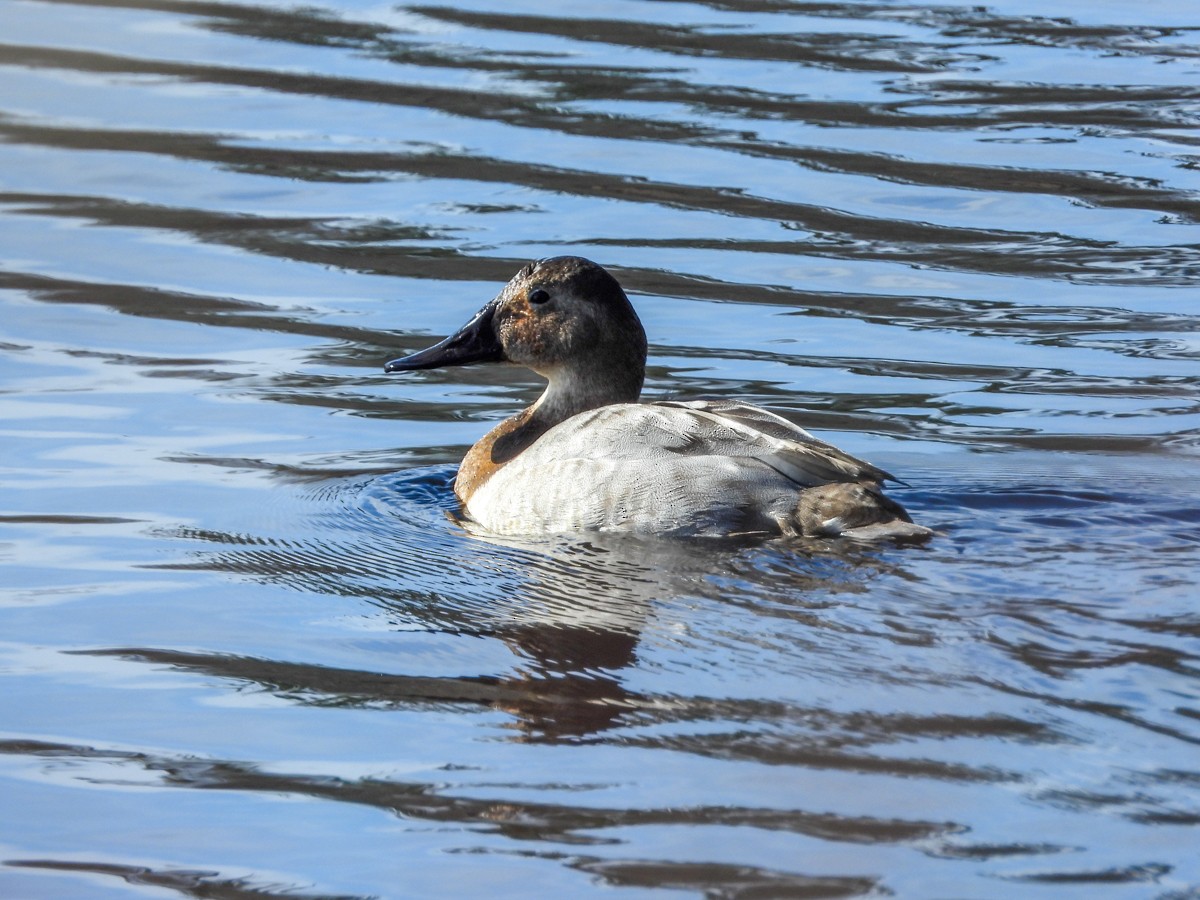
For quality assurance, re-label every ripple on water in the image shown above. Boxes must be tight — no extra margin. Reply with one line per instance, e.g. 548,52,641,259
3,0,1200,895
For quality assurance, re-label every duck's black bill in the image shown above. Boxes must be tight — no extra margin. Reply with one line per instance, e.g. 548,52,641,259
384,301,504,373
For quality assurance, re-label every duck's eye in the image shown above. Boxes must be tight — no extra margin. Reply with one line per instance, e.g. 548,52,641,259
528,288,550,305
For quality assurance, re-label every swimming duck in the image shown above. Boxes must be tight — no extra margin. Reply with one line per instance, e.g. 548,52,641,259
385,256,929,540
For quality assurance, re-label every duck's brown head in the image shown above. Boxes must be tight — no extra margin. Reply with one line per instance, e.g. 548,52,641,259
386,257,647,409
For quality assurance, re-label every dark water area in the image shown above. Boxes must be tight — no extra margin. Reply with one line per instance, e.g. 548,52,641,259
2,0,1199,896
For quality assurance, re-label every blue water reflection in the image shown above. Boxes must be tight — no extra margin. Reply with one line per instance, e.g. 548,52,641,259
2,0,1199,896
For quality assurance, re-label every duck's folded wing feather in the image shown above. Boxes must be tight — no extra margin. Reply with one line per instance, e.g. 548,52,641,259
657,399,817,443
522,401,892,487
657,399,894,485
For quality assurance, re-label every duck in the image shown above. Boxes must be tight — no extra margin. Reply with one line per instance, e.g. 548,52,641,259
385,256,929,541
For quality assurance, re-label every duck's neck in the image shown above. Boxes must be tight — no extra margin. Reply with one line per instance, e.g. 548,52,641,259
454,364,642,503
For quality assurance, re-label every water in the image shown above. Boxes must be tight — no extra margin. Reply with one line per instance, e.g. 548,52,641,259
2,0,1199,896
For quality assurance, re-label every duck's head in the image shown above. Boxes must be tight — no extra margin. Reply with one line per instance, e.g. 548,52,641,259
385,257,648,407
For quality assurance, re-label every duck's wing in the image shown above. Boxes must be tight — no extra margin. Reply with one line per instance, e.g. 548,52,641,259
524,400,893,488
655,399,895,486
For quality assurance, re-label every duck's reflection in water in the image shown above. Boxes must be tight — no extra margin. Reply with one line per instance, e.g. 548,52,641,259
406,530,688,741
141,471,903,740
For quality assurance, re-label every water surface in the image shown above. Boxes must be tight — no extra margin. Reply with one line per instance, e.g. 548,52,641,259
2,0,1199,897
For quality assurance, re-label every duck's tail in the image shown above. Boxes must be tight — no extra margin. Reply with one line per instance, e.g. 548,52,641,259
783,482,933,542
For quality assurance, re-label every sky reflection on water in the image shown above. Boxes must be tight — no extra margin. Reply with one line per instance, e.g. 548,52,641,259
1,0,1199,896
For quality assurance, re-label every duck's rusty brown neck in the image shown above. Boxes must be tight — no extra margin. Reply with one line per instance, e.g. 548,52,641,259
454,407,547,503
453,364,643,504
